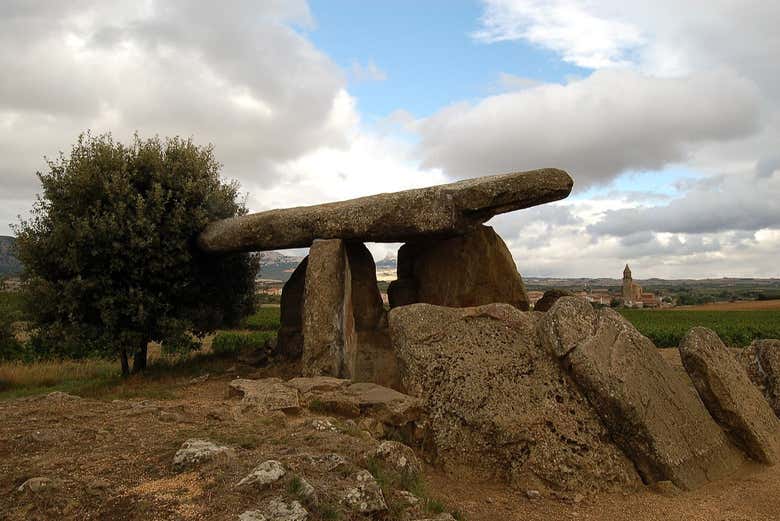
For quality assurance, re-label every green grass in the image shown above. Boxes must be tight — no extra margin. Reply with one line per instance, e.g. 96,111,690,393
619,309,780,347
211,330,275,355
243,306,281,331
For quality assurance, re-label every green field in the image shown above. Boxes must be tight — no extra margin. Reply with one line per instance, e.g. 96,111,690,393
619,309,780,348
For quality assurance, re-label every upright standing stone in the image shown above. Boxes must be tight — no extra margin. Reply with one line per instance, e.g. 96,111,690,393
345,242,398,389
302,239,356,378
679,327,779,464
277,258,308,359
538,297,744,490
388,225,529,311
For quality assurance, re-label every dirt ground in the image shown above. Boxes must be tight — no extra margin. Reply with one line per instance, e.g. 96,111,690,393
2,357,780,521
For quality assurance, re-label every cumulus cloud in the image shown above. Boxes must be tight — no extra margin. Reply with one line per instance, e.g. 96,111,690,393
473,0,644,68
0,0,349,231
417,69,760,186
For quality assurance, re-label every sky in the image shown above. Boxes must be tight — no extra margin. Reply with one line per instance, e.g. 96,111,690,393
1,0,779,278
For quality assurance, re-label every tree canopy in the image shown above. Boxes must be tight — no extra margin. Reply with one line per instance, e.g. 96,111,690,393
14,133,258,375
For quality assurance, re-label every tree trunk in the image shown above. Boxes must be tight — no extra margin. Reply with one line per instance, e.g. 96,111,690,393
120,349,130,377
132,341,148,374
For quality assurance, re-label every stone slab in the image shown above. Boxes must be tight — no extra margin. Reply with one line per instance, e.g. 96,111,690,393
198,168,573,252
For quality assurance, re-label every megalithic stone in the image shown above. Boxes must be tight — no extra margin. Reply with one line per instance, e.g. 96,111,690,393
198,168,573,253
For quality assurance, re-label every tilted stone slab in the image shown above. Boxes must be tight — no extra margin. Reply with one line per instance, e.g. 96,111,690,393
538,297,744,490
679,327,780,464
198,168,573,252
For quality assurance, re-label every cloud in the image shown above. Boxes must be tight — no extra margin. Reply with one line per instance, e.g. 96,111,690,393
0,0,348,232
588,173,780,237
417,69,760,186
473,0,644,68
350,60,388,82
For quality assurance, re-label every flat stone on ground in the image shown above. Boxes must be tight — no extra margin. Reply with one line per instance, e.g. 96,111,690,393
229,378,300,413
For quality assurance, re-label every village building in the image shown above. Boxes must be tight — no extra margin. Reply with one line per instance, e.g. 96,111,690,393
621,264,660,308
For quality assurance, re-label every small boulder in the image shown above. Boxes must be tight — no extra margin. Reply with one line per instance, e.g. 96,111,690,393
239,498,308,521
533,289,573,312
173,439,233,471
368,441,421,476
237,460,286,487
229,378,300,413
679,328,780,464
343,470,387,513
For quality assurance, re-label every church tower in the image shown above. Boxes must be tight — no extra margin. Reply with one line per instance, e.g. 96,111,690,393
622,264,633,302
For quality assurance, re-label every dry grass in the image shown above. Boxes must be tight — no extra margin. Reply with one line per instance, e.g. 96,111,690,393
0,358,118,388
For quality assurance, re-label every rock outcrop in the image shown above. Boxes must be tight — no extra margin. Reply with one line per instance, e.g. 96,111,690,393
389,302,641,492
678,327,780,464
538,297,744,490
533,289,573,312
198,169,573,252
388,225,529,310
737,339,780,417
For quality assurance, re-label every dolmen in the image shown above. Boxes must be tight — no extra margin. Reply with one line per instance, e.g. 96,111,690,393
199,168,572,387
199,168,780,494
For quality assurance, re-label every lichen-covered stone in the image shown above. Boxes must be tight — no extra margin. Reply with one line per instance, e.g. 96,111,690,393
198,169,573,252
236,460,286,487
173,439,233,471
368,441,421,476
343,470,387,513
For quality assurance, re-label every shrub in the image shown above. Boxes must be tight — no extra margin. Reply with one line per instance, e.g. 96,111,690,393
14,132,259,375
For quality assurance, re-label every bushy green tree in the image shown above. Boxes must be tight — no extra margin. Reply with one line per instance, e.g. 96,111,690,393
14,133,258,375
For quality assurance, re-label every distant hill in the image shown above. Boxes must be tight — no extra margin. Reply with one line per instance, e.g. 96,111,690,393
257,251,305,282
0,236,22,276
